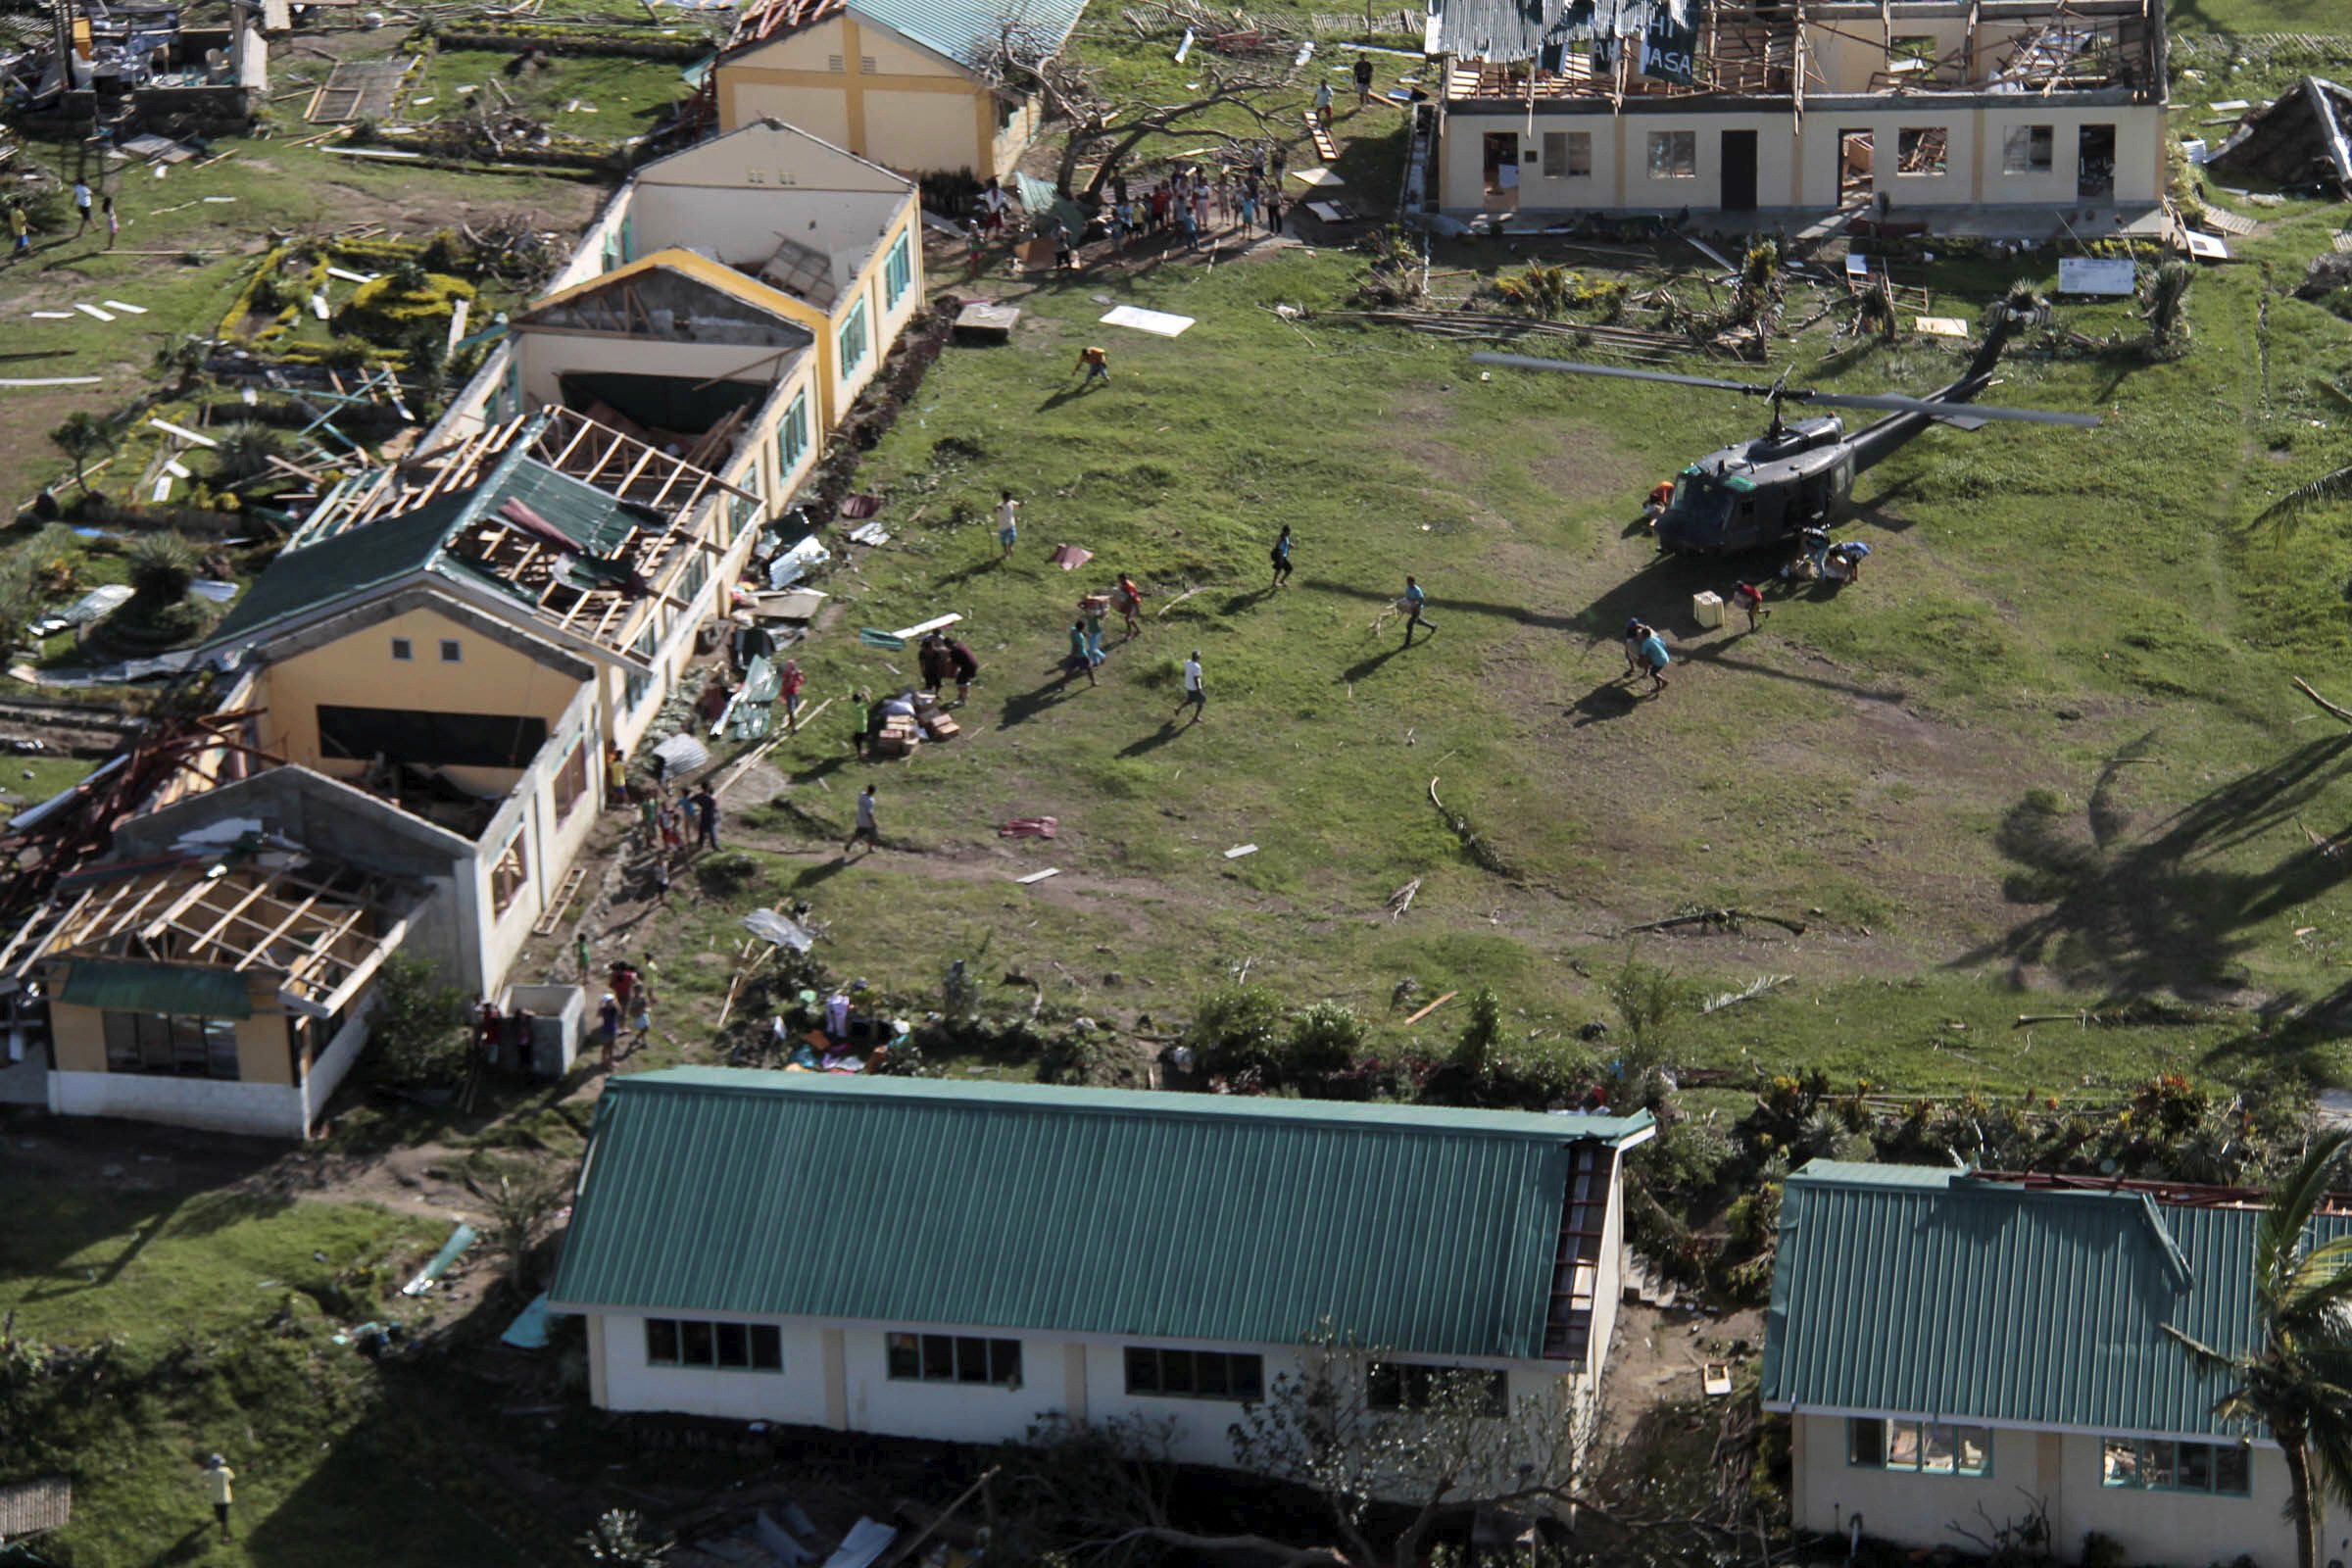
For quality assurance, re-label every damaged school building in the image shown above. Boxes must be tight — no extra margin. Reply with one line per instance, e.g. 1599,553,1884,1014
550,1072,1655,1467
3,0,269,120
1423,0,2168,220
0,119,925,1140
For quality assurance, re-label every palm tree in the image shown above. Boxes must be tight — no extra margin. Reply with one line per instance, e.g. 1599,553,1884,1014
124,530,198,609
2165,1131,2352,1568
47,411,116,494
2250,463,2352,534
2141,260,2194,359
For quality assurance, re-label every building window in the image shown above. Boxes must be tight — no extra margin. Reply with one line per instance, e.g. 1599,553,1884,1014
838,300,870,376
1847,1418,1991,1477
777,391,811,476
2101,1438,2250,1496
623,626,657,711
885,1332,1021,1387
102,1011,240,1080
1888,33,1938,63
490,831,529,918
644,1317,783,1372
2003,123,2054,173
439,638,462,662
1367,1361,1507,1416
1542,131,1592,178
390,637,413,662
885,230,913,309
1123,1347,1264,1401
1645,131,1696,179
551,736,590,822
1895,126,1950,175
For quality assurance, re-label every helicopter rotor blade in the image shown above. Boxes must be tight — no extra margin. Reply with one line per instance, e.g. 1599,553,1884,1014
1790,390,2100,426
1469,352,1773,399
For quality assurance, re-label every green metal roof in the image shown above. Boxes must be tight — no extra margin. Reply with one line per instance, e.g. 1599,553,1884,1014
852,0,1086,69
59,958,254,1018
1759,1161,2352,1440
549,1070,1650,1357
205,437,662,656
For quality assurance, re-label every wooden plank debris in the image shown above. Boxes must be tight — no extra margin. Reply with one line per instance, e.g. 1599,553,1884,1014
1015,867,1061,884
1401,989,1458,1025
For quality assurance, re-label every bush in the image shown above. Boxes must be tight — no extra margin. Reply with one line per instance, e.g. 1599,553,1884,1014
1036,1021,1144,1088
124,530,198,607
1181,985,1286,1086
367,954,471,1088
214,422,287,483
1451,987,1501,1080
337,270,477,342
1285,1002,1368,1081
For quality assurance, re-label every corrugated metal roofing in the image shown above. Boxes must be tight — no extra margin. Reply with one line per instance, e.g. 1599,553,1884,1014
726,0,1088,68
1759,1161,2352,1439
1432,0,1687,66
59,958,253,1018
548,1070,1651,1358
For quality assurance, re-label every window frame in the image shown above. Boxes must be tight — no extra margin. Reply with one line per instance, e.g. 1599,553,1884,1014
102,1011,240,1080
1645,130,1696,179
2001,122,2055,174
644,1316,784,1374
884,1331,1022,1388
390,637,413,662
1894,125,1951,176
884,230,913,309
838,299,870,375
438,638,463,663
1541,130,1592,179
2099,1436,2250,1496
1845,1417,1991,1478
1122,1347,1265,1402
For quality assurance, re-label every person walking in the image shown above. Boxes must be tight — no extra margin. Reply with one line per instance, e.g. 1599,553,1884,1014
1049,217,1074,270
948,638,979,705
692,782,719,852
627,984,656,1053
917,633,949,697
1067,620,1098,687
73,180,92,235
1239,184,1259,232
657,795,681,852
1732,580,1770,631
1082,597,1108,662
1639,625,1672,693
605,744,627,808
206,1456,236,1542
846,783,881,857
980,176,1006,234
1179,200,1199,251
849,689,872,759
1401,575,1435,644
102,196,118,251
1621,617,1651,680
1115,573,1147,638
574,931,592,988
1314,78,1335,128
635,789,659,850
8,203,29,259
1269,525,1294,588
1266,190,1284,237
1175,650,1205,724
1353,52,1375,106
1075,343,1110,387
997,490,1020,559
964,217,986,278
779,657,806,731
597,992,621,1070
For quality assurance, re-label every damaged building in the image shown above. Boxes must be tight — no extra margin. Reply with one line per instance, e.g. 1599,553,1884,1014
8,0,268,121
2205,76,2352,197
1424,0,2167,220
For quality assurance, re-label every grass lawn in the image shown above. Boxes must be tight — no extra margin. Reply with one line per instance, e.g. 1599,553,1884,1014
552,160,2352,1102
0,1165,519,1567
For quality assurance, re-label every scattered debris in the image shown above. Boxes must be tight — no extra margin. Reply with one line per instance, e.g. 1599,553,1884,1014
1401,989,1458,1026
999,817,1058,839
1625,907,1808,938
1050,543,1094,569
2206,76,2352,193
1699,974,1791,1014
399,1222,477,1296
1223,843,1257,858
1015,867,1061,884
1385,875,1421,919
1100,305,1195,336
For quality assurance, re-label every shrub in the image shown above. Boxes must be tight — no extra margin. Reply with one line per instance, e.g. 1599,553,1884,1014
366,953,471,1087
336,270,477,342
1450,987,1501,1081
1036,1022,1144,1088
124,530,198,607
1181,985,1286,1086
214,422,287,483
1285,1002,1367,1082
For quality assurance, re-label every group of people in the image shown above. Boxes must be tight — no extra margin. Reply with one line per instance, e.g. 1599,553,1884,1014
1787,525,1874,584
632,774,721,905
595,958,656,1069
963,147,1298,278
7,181,122,260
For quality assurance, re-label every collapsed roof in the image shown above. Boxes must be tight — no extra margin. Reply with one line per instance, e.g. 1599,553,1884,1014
2206,76,2352,194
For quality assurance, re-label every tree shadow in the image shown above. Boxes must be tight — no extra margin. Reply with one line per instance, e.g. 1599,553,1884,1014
1955,731,2352,1001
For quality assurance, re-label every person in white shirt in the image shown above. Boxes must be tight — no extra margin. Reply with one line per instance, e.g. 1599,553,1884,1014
1175,652,1205,724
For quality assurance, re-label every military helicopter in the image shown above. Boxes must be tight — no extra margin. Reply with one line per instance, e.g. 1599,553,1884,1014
1471,312,2098,554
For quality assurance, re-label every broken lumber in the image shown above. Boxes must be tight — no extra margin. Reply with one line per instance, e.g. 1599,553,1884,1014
1401,989,1458,1026
2294,676,2352,728
1625,908,1807,937
1386,876,1421,920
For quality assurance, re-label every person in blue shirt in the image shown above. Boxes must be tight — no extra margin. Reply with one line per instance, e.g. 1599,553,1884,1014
1067,621,1098,687
1402,575,1434,644
1640,628,1672,693
1270,525,1294,588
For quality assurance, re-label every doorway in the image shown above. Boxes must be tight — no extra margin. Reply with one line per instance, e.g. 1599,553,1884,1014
1483,131,1521,210
1838,129,1873,202
2078,123,2115,199
1720,128,1757,209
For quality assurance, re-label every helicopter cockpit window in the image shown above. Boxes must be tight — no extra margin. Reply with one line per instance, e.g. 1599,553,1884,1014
1674,477,1733,522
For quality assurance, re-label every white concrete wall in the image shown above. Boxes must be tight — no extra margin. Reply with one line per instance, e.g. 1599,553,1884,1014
48,1067,307,1138
1789,1415,2351,1568
298,996,374,1134
599,1312,835,1422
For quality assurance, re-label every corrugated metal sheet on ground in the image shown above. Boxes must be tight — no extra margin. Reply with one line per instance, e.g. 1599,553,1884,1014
59,958,252,1018
1759,1160,2352,1439
549,1069,1650,1359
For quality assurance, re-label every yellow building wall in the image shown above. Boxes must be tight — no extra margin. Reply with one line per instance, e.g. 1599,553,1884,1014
717,13,996,175
254,605,587,797
47,979,296,1085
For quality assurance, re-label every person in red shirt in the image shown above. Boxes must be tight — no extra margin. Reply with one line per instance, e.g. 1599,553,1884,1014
779,658,806,731
1732,580,1770,631
1114,574,1146,639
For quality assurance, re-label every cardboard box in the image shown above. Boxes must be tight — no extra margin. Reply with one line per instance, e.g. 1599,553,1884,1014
1692,591,1724,629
